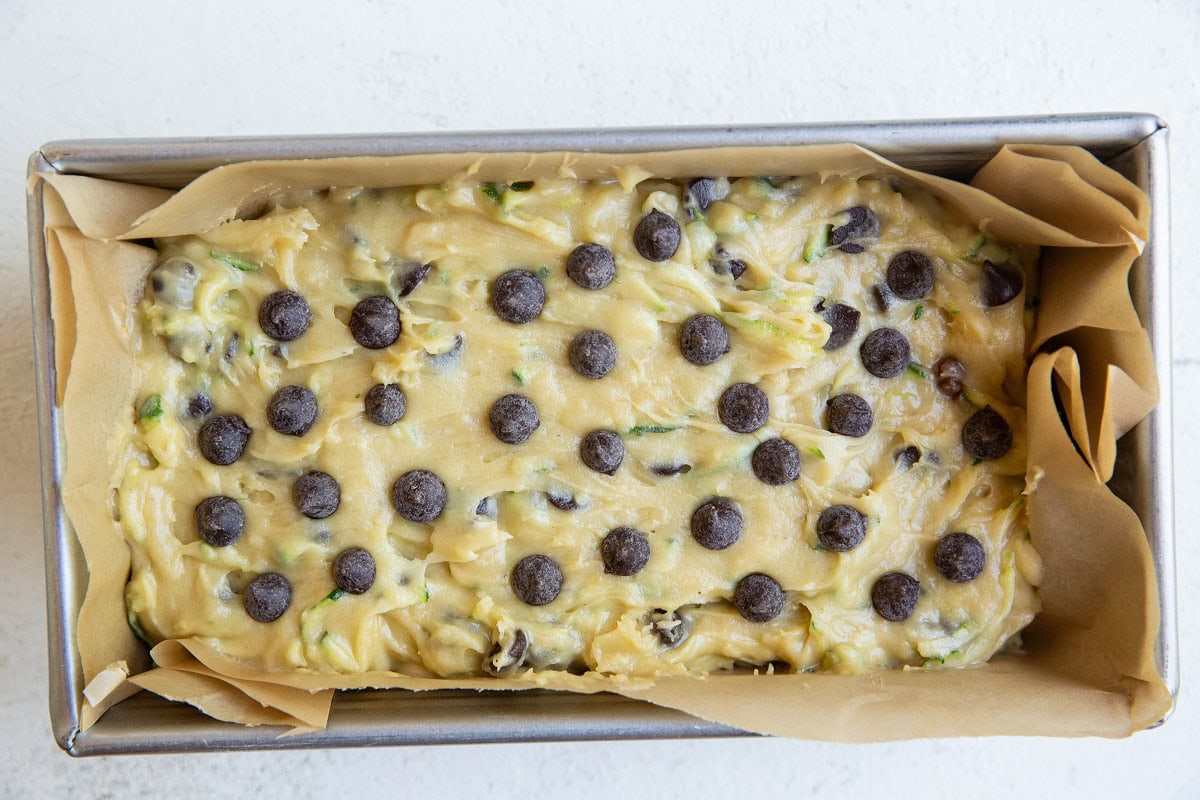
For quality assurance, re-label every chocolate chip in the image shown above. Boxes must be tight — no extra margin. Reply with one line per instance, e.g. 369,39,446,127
830,206,880,248
751,438,801,485
679,314,730,365
691,497,742,551
894,445,921,470
198,414,251,465
244,573,292,622
151,257,199,309
821,303,860,350
838,242,865,254
934,356,966,398
569,330,617,379
350,295,401,349
860,327,911,378
962,406,1013,461
267,385,318,436
511,554,563,606
223,331,240,362
476,496,498,519
491,269,546,324
485,628,529,675
816,505,866,552
427,333,464,370
826,394,872,437
186,393,213,419
718,383,769,433
601,527,650,576
873,283,896,312
646,609,691,648
390,469,447,523
982,260,1024,306
194,496,245,547
934,532,987,583
734,573,786,623
633,210,681,262
580,430,624,475
258,290,311,342
886,251,934,300
871,572,920,621
392,261,432,297
364,383,406,426
333,547,376,594
546,490,579,511
489,393,540,444
293,471,340,519
710,245,748,279
687,177,723,214
650,463,691,476
566,243,616,290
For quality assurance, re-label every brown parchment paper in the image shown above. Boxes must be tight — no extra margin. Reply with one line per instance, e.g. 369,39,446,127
37,142,1171,741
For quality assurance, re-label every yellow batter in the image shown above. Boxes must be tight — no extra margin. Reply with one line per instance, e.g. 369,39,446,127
119,173,1042,677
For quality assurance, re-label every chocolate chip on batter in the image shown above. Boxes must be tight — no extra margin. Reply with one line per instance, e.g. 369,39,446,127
751,438,801,485
718,383,769,433
333,547,377,594
198,414,251,465
816,505,867,552
982,260,1024,307
258,290,312,342
873,283,896,312
650,463,691,476
186,392,213,419
601,527,651,576
838,243,865,254
569,330,617,379
392,261,432,297
426,333,465,370
566,243,616,290
476,496,498,519
934,532,987,583
150,257,199,309
243,572,292,623
686,177,724,215
886,251,934,300
734,573,786,623
962,406,1013,461
860,327,911,379
894,445,922,470
293,471,340,519
826,394,873,437
821,303,861,350
546,490,579,511
350,295,402,349
490,269,546,324
580,429,624,475
710,245,748,280
485,629,529,675
871,572,920,621
679,314,730,366
364,383,407,426
194,496,245,547
934,356,967,398
390,469,447,523
511,554,563,606
830,206,880,250
691,497,743,551
646,609,692,648
489,393,540,444
267,385,318,436
633,209,681,262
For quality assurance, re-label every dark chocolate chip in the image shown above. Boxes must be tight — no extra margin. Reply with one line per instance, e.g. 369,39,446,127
886,251,934,300
485,628,529,675
349,295,401,349
837,242,866,254
826,394,873,437
150,258,199,309
569,329,617,379
646,609,691,648
489,393,540,444
710,245,749,279
258,290,312,342
267,385,318,436
873,283,896,312
821,303,861,350
511,554,563,606
476,496,498,519
962,406,1013,461
934,356,966,398
566,243,616,290
871,572,920,621
816,505,867,552
580,430,624,475
633,209,681,262
293,471,340,519
333,547,376,594
934,532,987,583
546,490,579,511
198,414,251,465
751,438,801,485
679,314,730,366
894,445,921,470
691,497,743,551
734,573,786,623
687,177,719,214
649,463,691,476
364,383,407,426
390,469,447,523
601,526,651,576
982,260,1024,306
829,206,880,246
860,327,911,378
194,496,245,547
392,261,432,297
718,383,769,433
490,269,546,324
244,572,292,622
186,393,213,419
427,333,464,369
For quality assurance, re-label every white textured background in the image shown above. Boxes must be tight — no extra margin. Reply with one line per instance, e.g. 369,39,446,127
1,1,1197,796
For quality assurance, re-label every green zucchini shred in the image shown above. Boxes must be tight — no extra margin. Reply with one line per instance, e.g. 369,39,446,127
139,394,163,421
211,250,260,272
628,424,679,436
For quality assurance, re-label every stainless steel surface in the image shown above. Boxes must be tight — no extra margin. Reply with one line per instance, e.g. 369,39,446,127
28,113,1176,755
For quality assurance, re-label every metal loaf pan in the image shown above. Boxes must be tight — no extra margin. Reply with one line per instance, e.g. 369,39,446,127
28,114,1177,755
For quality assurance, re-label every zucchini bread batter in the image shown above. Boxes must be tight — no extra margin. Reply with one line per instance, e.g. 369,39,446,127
120,172,1042,678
